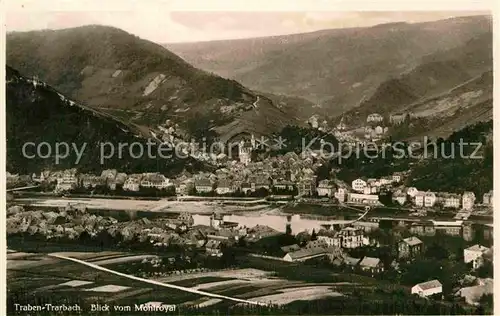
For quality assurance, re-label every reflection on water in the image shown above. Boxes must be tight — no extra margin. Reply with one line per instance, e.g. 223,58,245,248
193,214,339,233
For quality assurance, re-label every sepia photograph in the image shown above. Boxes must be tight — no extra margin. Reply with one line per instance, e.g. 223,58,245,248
3,1,495,315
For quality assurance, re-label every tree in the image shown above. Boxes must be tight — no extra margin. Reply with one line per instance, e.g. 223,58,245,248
425,243,450,260
311,229,317,241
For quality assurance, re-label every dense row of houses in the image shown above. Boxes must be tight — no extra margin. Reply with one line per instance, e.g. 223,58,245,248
349,175,491,210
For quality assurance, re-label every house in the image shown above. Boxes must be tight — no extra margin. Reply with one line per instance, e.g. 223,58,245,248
462,192,476,210
238,140,252,165
337,227,364,248
174,179,193,196
280,244,301,253
140,173,172,190
348,193,380,205
205,240,223,257
80,175,105,188
390,113,407,125
317,180,336,197
424,192,436,207
398,236,424,259
195,178,213,193
215,179,235,195
482,190,493,205
366,113,384,123
406,187,419,198
411,280,443,297
210,213,224,229
437,193,462,209
304,239,329,250
123,177,140,191
297,178,317,196
317,235,340,248
283,247,328,262
415,192,426,207
335,188,347,203
273,180,295,192
392,192,407,205
392,172,404,183
307,115,320,129
55,171,78,192
177,212,194,227
340,256,361,269
363,186,378,195
351,178,367,192
359,257,384,274
251,175,271,191
464,244,490,269
241,183,252,195
336,117,347,130
456,278,493,306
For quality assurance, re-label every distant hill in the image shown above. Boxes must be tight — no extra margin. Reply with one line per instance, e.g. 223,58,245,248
406,120,493,197
6,66,211,175
167,15,492,116
6,25,299,142
339,30,492,134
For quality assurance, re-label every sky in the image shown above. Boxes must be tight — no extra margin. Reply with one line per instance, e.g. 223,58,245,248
4,0,493,43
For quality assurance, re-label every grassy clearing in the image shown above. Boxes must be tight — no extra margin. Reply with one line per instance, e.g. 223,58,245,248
238,255,378,285
170,276,236,287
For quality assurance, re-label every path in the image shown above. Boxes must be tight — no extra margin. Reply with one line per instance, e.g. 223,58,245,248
48,253,268,306
252,96,260,109
6,185,39,192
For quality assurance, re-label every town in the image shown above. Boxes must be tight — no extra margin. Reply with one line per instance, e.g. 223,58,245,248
7,115,493,313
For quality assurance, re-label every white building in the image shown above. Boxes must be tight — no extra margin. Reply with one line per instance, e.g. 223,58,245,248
55,172,78,192
415,192,425,207
238,140,252,165
392,192,407,205
351,178,367,192
462,192,476,210
336,188,347,203
464,244,490,269
123,177,140,191
348,193,380,205
317,235,340,248
317,180,336,197
407,187,419,198
437,193,462,209
424,192,437,207
411,280,443,297
337,227,364,248
140,173,172,189
482,190,493,205
215,180,235,195
367,113,384,123
392,173,404,183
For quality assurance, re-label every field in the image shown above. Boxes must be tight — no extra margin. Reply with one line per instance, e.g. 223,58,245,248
8,247,475,315
7,249,375,313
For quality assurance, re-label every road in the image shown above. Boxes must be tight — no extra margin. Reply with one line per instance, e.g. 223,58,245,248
252,96,260,109
48,253,268,306
6,185,39,192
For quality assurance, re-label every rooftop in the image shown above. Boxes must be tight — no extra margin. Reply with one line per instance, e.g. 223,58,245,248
402,236,423,246
415,279,442,290
286,247,328,260
466,244,490,253
359,256,381,268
